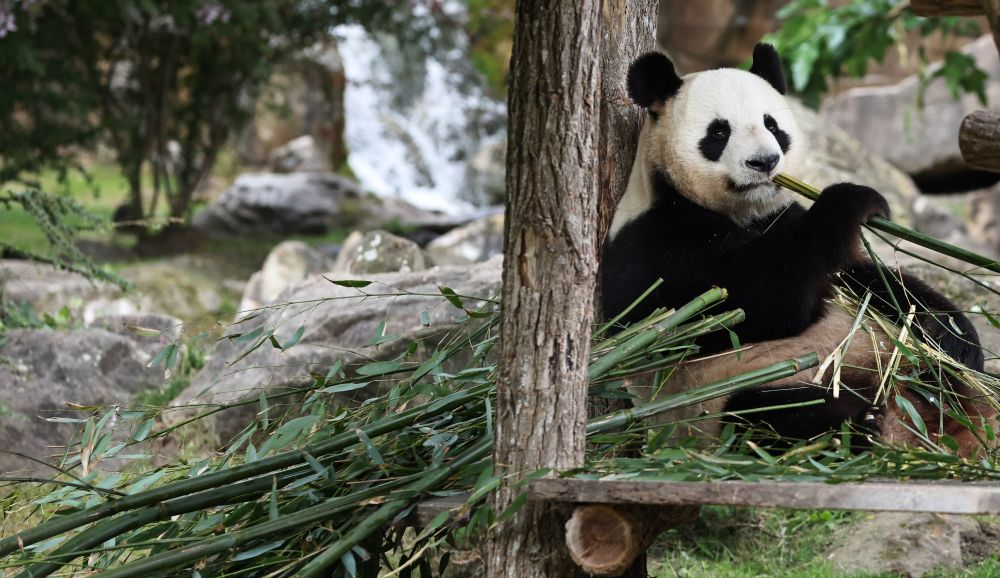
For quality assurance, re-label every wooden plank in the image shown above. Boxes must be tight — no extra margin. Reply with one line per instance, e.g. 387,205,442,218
911,0,985,16
528,479,1000,514
401,493,470,528
960,110,1000,172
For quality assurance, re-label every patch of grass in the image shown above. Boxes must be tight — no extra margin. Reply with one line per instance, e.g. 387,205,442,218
0,163,126,254
652,508,1000,578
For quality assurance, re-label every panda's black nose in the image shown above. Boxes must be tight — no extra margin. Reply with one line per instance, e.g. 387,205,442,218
745,154,779,173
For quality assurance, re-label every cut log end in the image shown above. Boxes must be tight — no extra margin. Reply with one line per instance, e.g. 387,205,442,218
960,110,1000,173
565,505,639,577
565,504,700,576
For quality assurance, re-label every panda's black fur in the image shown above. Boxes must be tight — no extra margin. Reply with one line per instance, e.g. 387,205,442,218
602,43,990,450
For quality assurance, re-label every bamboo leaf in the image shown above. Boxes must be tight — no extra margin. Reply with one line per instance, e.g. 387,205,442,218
341,550,357,577
326,279,373,288
438,286,464,309
356,360,402,377
282,325,306,350
232,540,283,561
895,395,928,437
320,382,370,394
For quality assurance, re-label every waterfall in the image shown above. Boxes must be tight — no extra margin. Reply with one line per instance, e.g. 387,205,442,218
336,23,506,216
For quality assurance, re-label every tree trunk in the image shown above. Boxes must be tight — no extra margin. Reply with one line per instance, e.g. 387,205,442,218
485,1,603,577
592,5,660,576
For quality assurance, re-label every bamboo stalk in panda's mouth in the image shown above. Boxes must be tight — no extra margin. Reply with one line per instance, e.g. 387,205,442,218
773,173,1000,274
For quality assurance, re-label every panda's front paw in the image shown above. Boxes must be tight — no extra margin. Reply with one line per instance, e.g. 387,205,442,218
816,183,891,225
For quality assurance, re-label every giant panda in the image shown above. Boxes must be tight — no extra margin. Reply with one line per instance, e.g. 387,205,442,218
602,43,995,453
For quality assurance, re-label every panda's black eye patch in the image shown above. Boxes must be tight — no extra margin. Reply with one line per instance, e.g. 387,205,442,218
764,114,791,153
699,119,730,162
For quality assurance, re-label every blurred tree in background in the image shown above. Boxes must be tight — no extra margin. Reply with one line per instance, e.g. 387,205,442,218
0,0,479,235
768,0,988,108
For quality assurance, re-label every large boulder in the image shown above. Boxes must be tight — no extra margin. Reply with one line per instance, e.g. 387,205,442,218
192,172,464,237
175,257,502,440
0,325,175,473
1,260,123,321
968,187,1000,252
192,172,364,236
793,100,919,226
828,513,982,578
822,35,1000,179
240,241,335,311
332,230,427,275
425,212,505,266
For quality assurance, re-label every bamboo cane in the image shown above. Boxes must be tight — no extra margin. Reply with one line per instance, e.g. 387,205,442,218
774,173,1000,274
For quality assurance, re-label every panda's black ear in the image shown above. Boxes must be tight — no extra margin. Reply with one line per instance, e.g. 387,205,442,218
749,43,787,94
627,52,683,109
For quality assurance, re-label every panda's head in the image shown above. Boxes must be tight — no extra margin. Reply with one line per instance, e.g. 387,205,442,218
628,43,804,225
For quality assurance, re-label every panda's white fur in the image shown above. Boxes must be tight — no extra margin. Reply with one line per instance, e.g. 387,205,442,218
610,69,804,238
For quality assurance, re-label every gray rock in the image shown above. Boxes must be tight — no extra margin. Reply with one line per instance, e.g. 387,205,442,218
193,171,464,237
175,257,502,440
426,213,505,266
332,230,427,275
828,513,981,577
192,172,363,236
968,187,1000,252
822,35,1000,178
118,256,238,322
0,328,170,473
268,135,329,173
241,241,335,311
0,260,123,320
793,100,919,226
913,195,967,241
87,313,184,354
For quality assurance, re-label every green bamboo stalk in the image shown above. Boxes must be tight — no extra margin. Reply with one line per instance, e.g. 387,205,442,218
291,439,493,578
13,461,413,578
774,173,1000,274
0,383,493,557
588,353,819,434
82,440,492,578
588,287,728,381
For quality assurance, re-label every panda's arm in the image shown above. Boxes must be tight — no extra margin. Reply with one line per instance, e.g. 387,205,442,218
703,184,892,342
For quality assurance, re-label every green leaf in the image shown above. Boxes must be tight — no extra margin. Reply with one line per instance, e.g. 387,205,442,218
356,429,384,466
232,540,283,561
791,42,819,93
356,360,402,376
269,477,279,521
496,492,528,524
341,551,357,577
326,278,373,288
895,395,928,437
131,418,155,442
439,286,464,309
148,343,177,369
231,326,265,344
320,381,370,394
281,325,305,350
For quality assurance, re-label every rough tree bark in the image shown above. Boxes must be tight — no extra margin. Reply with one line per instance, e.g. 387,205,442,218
484,1,603,577
591,4,663,576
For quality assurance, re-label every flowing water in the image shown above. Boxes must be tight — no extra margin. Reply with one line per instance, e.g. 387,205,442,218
336,23,505,215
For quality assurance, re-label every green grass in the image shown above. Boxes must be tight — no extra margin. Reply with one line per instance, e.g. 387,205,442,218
0,163,127,253
651,507,1000,578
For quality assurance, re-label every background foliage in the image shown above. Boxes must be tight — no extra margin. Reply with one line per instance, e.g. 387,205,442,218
768,0,988,108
